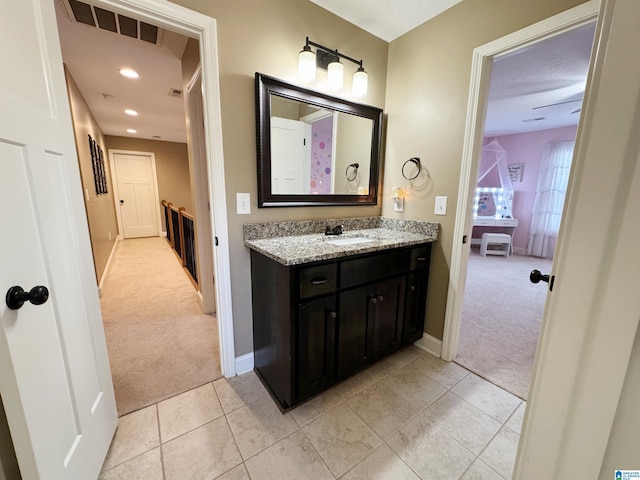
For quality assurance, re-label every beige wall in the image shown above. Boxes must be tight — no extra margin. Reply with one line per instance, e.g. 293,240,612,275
104,136,193,232
170,0,389,356
382,0,586,339
65,67,119,283
334,113,372,194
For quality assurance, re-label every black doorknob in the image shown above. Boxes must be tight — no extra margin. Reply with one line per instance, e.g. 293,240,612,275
5,286,49,310
119,199,124,204
530,269,550,284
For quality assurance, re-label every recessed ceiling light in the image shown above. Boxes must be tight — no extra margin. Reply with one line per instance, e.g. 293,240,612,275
119,68,139,79
126,129,137,133
124,109,138,116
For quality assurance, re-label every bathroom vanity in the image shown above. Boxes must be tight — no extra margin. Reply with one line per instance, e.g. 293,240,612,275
244,217,438,411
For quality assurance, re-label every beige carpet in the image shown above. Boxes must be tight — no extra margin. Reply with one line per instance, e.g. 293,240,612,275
100,237,221,416
455,251,552,400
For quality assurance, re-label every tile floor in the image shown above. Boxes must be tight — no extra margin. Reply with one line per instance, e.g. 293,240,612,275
99,347,525,480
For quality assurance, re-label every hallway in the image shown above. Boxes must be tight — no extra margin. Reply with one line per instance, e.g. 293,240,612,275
100,237,221,416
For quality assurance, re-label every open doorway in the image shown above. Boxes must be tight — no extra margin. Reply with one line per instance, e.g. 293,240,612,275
442,4,599,399
54,0,225,415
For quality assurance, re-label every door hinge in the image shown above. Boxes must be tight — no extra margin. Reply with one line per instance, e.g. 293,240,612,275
549,275,556,292
215,236,219,246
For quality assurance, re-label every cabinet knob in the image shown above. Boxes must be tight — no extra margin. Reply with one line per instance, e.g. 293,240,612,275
409,285,416,291
329,311,337,318
370,297,378,304
377,295,384,302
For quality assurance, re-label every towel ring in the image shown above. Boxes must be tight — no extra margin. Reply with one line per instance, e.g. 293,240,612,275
402,157,421,180
346,163,359,181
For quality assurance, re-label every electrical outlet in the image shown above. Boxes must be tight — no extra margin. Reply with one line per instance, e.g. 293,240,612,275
435,196,447,215
237,193,250,214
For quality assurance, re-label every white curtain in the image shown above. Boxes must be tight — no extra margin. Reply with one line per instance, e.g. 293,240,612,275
527,140,574,257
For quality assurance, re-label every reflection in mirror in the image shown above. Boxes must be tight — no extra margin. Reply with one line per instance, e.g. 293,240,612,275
256,73,383,207
270,95,373,195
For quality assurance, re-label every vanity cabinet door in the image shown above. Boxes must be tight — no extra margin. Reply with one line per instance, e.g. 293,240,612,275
297,296,337,402
403,271,429,344
337,276,405,379
337,285,375,380
403,244,431,345
371,276,405,359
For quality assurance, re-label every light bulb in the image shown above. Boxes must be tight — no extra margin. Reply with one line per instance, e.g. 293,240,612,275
327,59,343,91
352,66,368,98
298,45,316,83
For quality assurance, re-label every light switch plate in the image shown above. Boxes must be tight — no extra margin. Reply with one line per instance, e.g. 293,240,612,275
237,193,250,214
435,196,447,215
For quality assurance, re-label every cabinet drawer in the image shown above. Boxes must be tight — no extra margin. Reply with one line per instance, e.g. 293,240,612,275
299,263,337,299
473,218,495,226
410,245,431,270
499,219,519,227
341,249,409,288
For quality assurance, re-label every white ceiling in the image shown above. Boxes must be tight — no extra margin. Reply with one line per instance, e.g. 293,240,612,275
484,22,596,136
309,0,464,42
55,0,189,143
55,0,595,145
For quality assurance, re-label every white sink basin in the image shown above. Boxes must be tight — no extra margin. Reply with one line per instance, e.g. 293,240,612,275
325,236,375,246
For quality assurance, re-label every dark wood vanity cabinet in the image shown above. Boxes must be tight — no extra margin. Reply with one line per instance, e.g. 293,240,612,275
250,243,432,411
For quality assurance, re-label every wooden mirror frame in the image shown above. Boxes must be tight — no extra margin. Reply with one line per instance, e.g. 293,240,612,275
255,72,383,207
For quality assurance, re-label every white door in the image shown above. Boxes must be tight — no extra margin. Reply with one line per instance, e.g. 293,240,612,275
112,152,160,238
270,117,311,194
0,1,117,479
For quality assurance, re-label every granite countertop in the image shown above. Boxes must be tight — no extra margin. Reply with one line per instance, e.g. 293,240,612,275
244,216,439,266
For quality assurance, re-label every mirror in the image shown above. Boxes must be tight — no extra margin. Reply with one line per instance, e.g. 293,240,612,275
255,73,383,207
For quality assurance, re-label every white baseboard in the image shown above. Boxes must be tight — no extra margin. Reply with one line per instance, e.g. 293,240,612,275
235,352,254,375
161,231,167,238
98,236,121,294
513,247,528,256
414,333,443,357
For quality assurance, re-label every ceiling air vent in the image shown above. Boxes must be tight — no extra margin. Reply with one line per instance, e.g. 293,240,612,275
168,88,183,97
64,0,159,44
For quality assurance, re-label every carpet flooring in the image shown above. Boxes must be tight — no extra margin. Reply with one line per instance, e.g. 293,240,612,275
100,237,221,416
455,251,552,400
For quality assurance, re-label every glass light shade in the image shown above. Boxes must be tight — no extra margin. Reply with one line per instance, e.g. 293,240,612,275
352,67,368,98
327,60,343,91
298,46,316,83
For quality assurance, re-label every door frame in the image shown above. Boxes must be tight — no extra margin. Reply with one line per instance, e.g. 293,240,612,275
441,0,599,361
95,0,236,376
109,149,162,240
185,67,216,314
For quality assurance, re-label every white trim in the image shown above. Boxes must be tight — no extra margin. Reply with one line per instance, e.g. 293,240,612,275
98,235,120,292
234,352,255,375
108,149,162,239
93,0,236,377
414,333,442,358
441,1,600,362
513,247,528,256
161,230,167,238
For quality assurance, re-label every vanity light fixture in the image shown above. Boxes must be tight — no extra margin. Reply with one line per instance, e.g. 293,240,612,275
298,37,368,97
124,109,138,116
126,128,137,133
